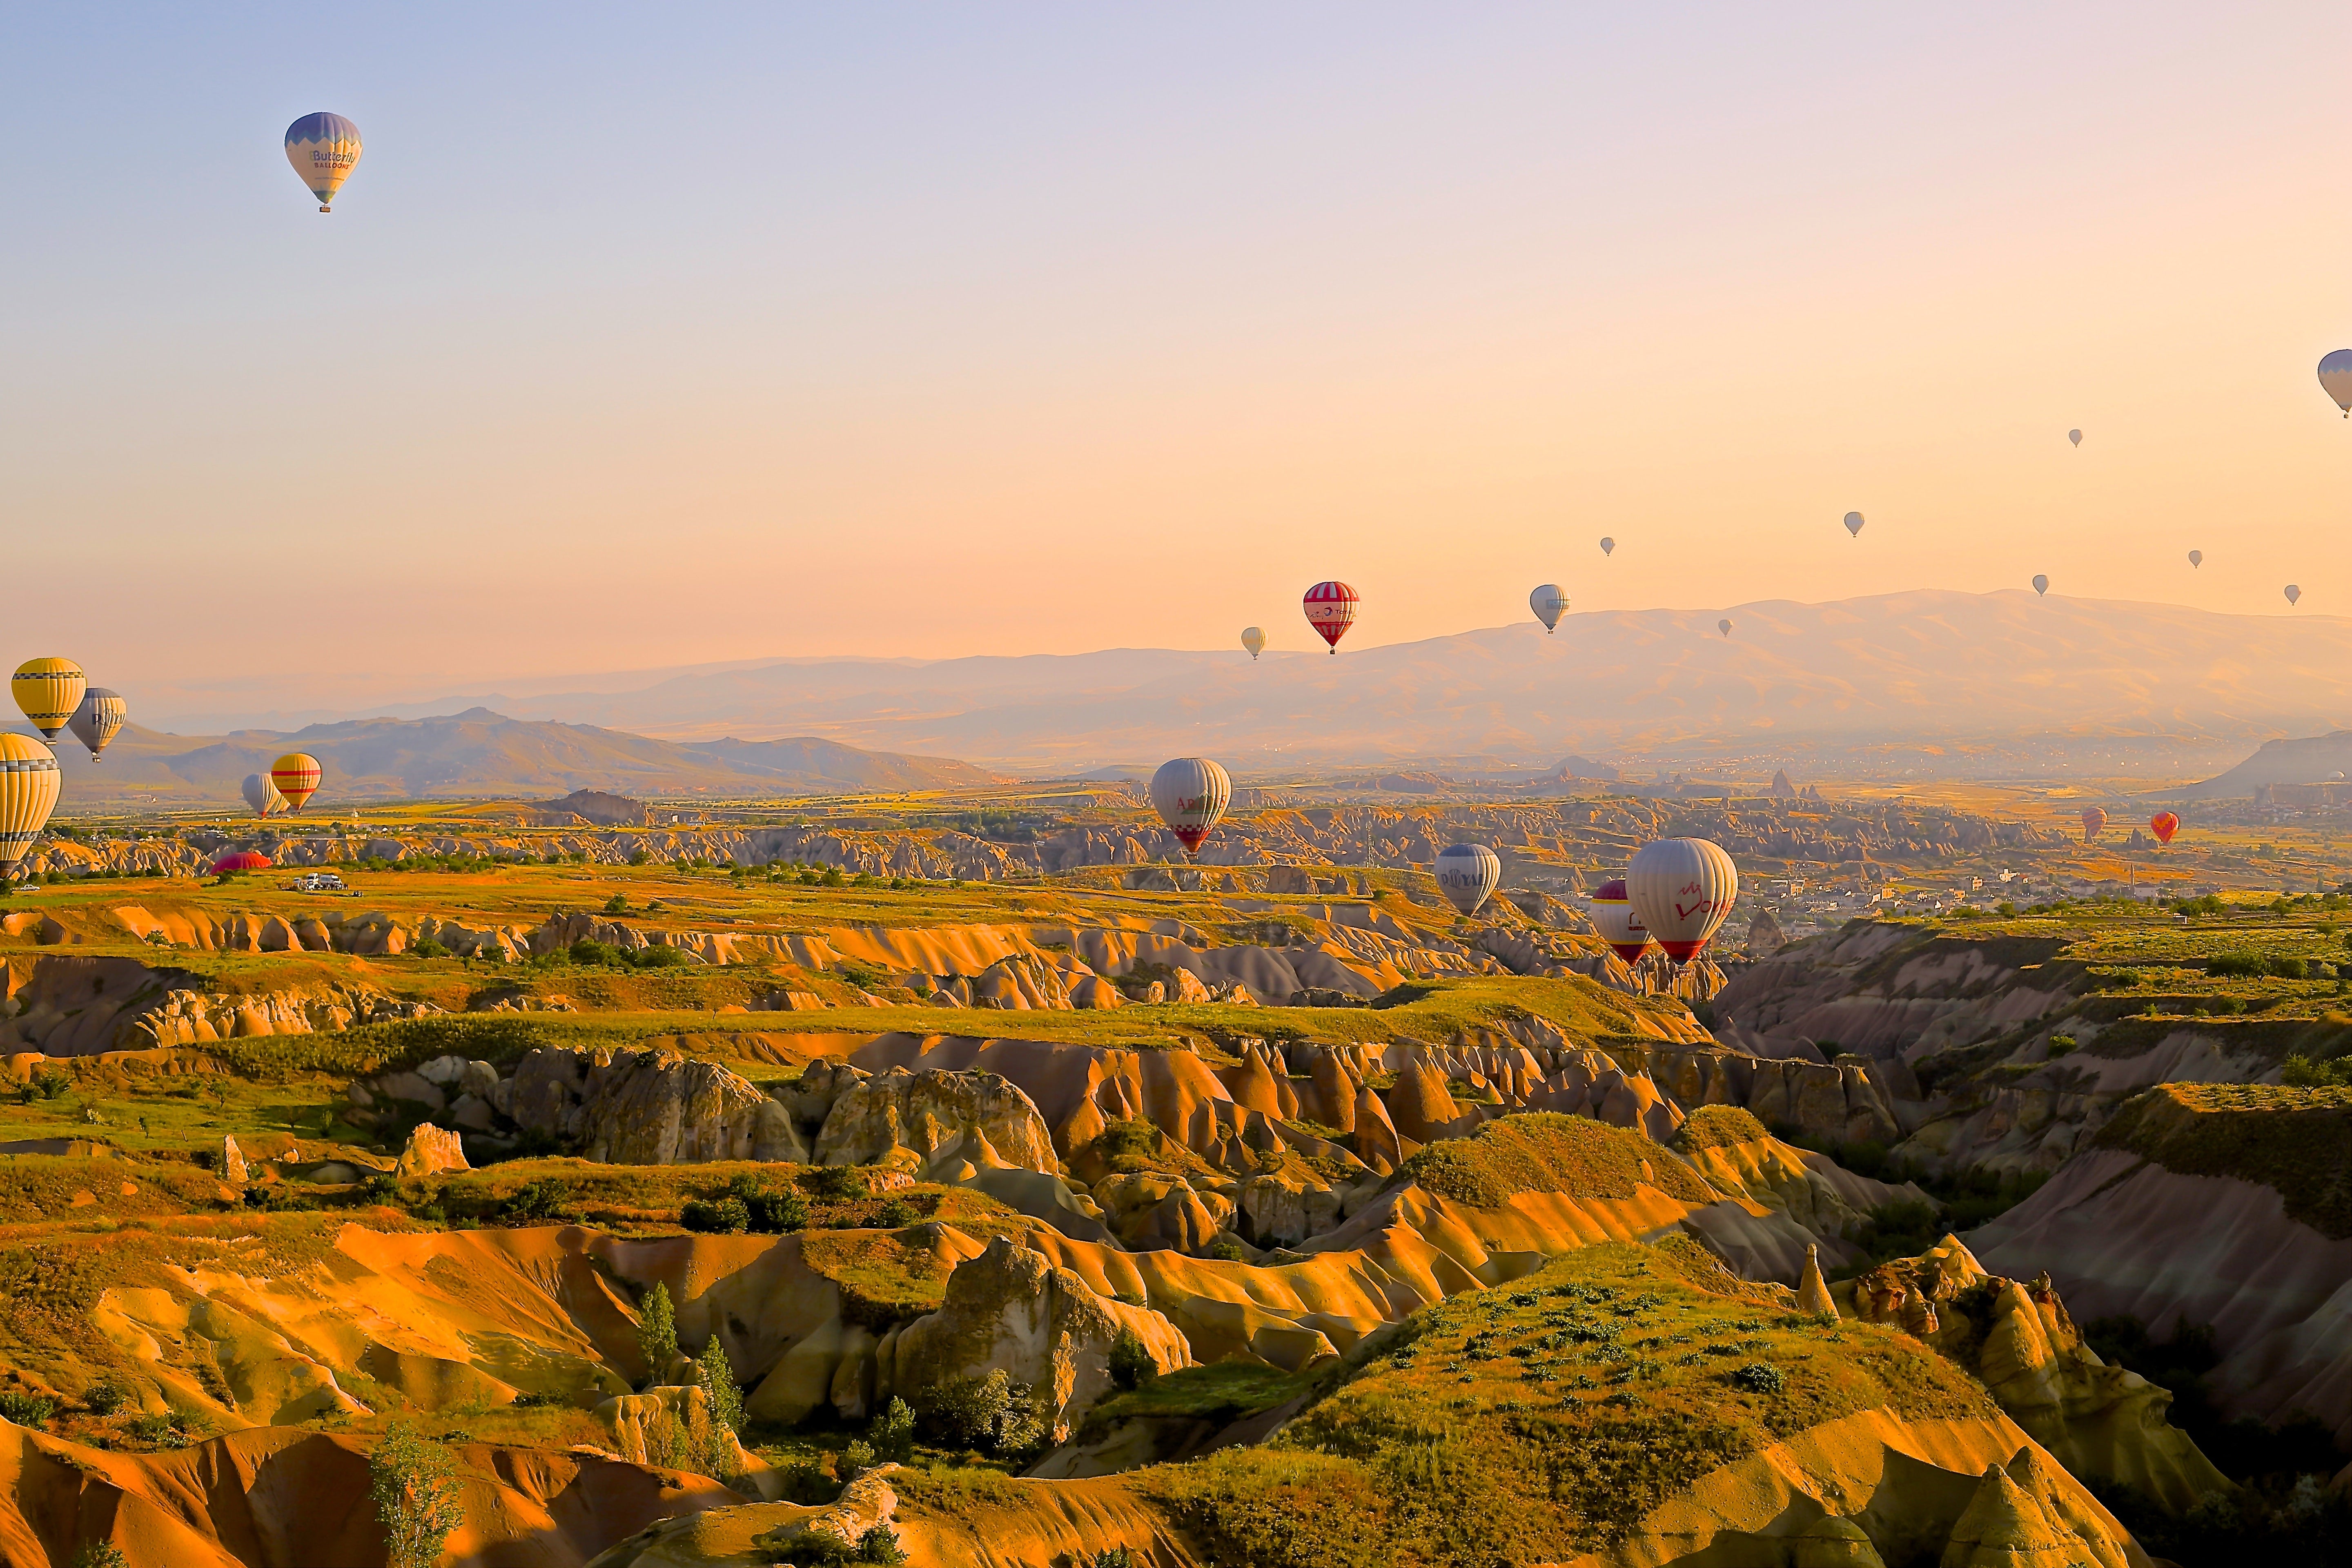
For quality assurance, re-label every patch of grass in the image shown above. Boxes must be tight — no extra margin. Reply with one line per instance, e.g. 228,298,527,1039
1080,1362,1311,1438
1668,1105,1769,1154
1400,1113,1714,1209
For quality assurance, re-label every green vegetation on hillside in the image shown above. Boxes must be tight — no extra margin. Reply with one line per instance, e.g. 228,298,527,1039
1400,1113,1715,1208
2094,1082,2352,1238
1138,1238,1999,1567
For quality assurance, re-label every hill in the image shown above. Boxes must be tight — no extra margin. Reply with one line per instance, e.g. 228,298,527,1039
41,708,1005,809
2176,730,2352,799
348,590,2352,772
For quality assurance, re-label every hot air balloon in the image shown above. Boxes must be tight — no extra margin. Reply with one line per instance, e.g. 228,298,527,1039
242,773,286,819
2068,429,2082,447
1241,627,1266,660
2188,550,2203,568
2320,350,2352,416
271,753,322,811
285,113,362,212
67,689,125,763
2285,584,2303,607
208,851,274,876
2149,812,2179,846
0,735,60,882
1530,585,1569,632
1627,838,1738,964
12,659,85,744
2032,575,2049,596
1302,581,1359,653
1843,512,1864,537
1588,879,1651,963
1434,843,1501,916
1149,757,1231,861
1599,537,1615,557
2080,806,2107,843
1718,618,1733,638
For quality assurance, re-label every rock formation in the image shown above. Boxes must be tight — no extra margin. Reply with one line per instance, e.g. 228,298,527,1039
812,1067,1060,1178
394,1123,468,1178
504,1045,806,1163
892,1236,1192,1443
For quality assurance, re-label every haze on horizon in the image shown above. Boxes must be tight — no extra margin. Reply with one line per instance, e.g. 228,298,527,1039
7,2,2350,713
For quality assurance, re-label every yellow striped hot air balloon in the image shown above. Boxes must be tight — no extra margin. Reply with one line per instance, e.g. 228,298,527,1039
12,659,85,743
271,752,322,811
0,734,61,879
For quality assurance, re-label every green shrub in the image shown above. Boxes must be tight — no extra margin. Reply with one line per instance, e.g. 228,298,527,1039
124,1412,182,1446
869,1396,915,1463
1205,1238,1249,1263
1729,1363,1786,1394
729,1177,807,1233
71,1546,130,1568
0,1392,55,1426
82,1381,125,1416
501,1179,574,1225
838,1438,875,1476
876,1197,917,1228
916,1370,1047,1457
368,1420,465,1568
1109,1330,1159,1392
412,940,451,960
808,1166,866,1202
638,1283,678,1382
680,1196,751,1234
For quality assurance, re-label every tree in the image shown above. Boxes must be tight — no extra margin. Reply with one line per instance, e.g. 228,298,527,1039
869,1396,915,1463
369,1420,465,1568
697,1332,743,1457
71,1545,130,1568
638,1283,678,1385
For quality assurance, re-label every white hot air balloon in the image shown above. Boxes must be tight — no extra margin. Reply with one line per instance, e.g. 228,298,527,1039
1529,584,1569,632
2031,575,2049,596
1434,843,1501,916
241,773,287,819
1843,511,1863,537
1718,618,1733,638
1587,879,1650,963
1149,757,1231,862
2188,550,2203,568
1627,837,1738,965
2320,350,2352,416
1598,537,1615,557
2068,429,2082,447
2286,584,2303,606
1241,626,1266,660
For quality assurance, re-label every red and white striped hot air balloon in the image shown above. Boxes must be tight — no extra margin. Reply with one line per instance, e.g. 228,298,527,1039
1627,838,1739,965
1302,581,1359,653
1588,879,1651,963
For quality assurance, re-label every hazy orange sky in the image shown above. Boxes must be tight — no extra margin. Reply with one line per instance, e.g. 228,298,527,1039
7,3,2351,710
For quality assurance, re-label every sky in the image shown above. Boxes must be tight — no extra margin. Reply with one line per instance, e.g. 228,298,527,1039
5,2,2351,717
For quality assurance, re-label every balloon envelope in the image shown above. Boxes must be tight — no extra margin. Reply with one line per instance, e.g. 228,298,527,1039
1628,839,1738,964
2032,575,2049,595
285,112,361,210
2068,429,2082,446
1843,511,1863,537
2080,806,2107,842
1434,843,1501,916
2285,584,2303,606
242,773,286,819
2149,812,2180,846
1718,618,1733,637
0,734,60,879
1241,627,1266,660
271,753,322,811
2320,349,2352,414
1588,878,1650,963
1598,537,1615,556
208,851,274,875
2188,550,2203,568
12,659,85,743
1529,584,1568,632
1302,582,1359,652
1149,757,1231,860
67,689,125,762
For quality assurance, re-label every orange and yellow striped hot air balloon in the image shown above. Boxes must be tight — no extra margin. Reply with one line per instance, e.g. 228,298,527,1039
12,658,85,743
271,753,322,812
0,734,61,879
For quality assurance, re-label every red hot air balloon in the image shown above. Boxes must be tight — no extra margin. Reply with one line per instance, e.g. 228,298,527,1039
2080,807,2107,844
1302,581,1359,653
1587,879,1650,963
207,851,274,875
2149,812,2179,846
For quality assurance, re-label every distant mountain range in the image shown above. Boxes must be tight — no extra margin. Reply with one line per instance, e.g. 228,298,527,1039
2176,731,2352,800
215,590,2352,774
48,709,1006,811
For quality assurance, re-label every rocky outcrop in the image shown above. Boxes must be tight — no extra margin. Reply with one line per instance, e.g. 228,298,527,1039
812,1067,1060,1178
893,1236,1192,1443
395,1123,469,1178
1835,1236,2228,1513
593,1383,778,1499
504,1045,807,1163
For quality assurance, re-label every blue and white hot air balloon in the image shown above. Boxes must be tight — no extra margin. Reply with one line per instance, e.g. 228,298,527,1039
285,113,362,212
